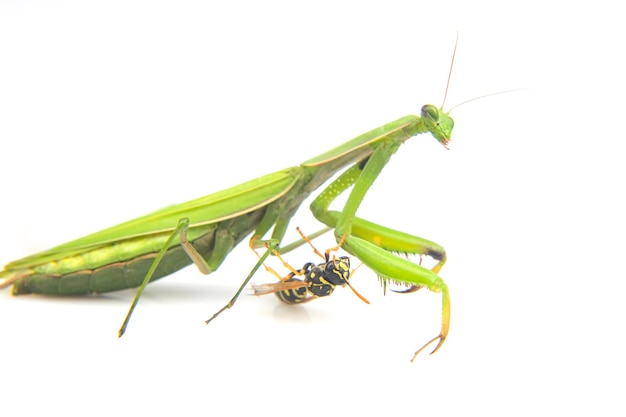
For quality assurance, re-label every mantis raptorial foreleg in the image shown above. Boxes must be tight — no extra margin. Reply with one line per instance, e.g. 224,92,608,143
311,144,451,360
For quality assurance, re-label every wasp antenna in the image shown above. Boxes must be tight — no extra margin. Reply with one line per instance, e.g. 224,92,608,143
345,280,370,304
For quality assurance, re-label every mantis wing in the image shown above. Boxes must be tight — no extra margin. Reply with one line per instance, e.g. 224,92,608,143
5,167,301,270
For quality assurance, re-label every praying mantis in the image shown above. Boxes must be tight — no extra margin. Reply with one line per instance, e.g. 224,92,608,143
0,46,461,362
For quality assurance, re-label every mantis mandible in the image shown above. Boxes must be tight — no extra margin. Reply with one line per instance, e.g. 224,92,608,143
0,45,460,361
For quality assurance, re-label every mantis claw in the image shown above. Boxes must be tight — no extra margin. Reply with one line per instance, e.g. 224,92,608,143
410,333,446,362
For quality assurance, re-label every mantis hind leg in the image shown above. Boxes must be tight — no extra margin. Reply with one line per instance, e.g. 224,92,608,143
118,217,239,336
118,218,193,337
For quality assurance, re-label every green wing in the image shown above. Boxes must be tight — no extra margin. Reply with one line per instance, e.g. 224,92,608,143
5,167,301,270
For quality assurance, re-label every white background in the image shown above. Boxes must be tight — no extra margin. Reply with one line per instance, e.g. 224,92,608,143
1,1,624,416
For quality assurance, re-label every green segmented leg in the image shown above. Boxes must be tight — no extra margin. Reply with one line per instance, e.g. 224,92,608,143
119,218,193,337
118,215,275,336
312,146,451,360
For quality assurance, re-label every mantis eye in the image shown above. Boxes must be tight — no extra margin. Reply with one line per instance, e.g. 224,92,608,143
421,105,439,122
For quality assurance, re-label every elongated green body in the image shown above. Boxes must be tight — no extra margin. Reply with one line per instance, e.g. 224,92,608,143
1,104,454,359
1,115,432,295
10,210,265,295
2,170,294,295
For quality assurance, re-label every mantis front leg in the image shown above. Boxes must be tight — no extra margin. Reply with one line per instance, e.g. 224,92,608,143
310,146,451,360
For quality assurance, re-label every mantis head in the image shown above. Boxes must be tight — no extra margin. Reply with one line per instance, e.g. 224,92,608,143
421,104,454,149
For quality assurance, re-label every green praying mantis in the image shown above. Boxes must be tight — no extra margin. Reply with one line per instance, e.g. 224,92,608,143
0,46,464,362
